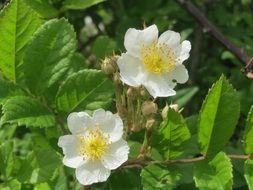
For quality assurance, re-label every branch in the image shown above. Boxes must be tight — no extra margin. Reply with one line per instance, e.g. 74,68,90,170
176,0,252,65
122,154,249,168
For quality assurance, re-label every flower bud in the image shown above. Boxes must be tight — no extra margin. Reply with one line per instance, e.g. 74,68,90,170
113,72,121,85
141,101,158,116
161,103,179,119
145,118,156,130
140,87,150,99
130,123,141,132
101,56,118,75
127,87,138,99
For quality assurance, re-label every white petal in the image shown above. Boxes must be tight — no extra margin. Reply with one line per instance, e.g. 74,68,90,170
58,135,84,168
124,25,158,57
143,74,176,98
92,108,107,122
67,112,93,134
93,109,123,142
179,40,191,63
158,30,181,48
117,53,147,87
76,161,111,185
170,64,189,84
102,139,129,170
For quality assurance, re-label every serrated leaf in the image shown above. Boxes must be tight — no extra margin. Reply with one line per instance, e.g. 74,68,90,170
56,69,114,113
0,141,14,180
63,0,105,10
151,109,191,159
23,18,77,95
193,152,233,190
17,148,61,184
42,52,86,104
244,159,253,190
198,75,240,158
1,96,55,128
92,36,117,59
24,0,59,18
0,0,42,82
244,106,253,155
141,164,181,190
0,78,25,104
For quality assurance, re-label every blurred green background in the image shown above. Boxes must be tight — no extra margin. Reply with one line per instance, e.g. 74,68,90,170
1,0,253,189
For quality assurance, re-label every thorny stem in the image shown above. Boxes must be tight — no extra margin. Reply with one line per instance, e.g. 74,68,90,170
176,0,252,65
122,154,250,168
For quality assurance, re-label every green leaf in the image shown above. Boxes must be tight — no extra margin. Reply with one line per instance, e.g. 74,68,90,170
198,75,240,158
170,86,199,108
23,18,77,95
24,0,59,18
56,69,114,113
92,36,117,59
17,148,61,184
0,0,42,82
105,169,142,190
128,141,142,158
244,106,253,155
63,0,105,10
1,96,55,128
7,179,21,190
151,109,191,159
244,159,253,190
193,152,233,190
0,78,25,104
0,141,14,180
141,164,181,190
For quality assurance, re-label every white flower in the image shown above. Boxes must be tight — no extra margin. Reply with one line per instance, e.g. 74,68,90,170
58,109,129,185
117,24,191,98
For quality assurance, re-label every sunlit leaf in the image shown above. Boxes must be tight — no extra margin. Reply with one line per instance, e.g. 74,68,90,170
23,18,77,95
244,105,253,154
152,109,191,159
193,152,233,190
0,0,42,82
198,75,240,158
1,96,55,128
56,69,114,113
141,164,181,190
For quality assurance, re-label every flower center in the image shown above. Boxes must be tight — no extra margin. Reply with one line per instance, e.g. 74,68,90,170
78,127,109,160
141,42,176,74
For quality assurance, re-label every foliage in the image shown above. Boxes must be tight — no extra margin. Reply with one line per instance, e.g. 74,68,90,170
0,0,253,189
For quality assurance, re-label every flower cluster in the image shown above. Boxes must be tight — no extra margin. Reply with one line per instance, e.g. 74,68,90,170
58,24,191,186
117,24,191,98
58,109,129,185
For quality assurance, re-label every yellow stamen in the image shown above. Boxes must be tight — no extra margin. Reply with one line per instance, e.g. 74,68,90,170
78,127,109,160
141,42,176,74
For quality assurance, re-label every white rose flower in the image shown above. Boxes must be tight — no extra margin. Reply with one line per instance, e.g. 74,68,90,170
58,109,129,185
117,24,191,98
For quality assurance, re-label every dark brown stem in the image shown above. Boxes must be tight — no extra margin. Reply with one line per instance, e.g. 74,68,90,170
122,154,249,168
84,186,89,190
176,0,252,65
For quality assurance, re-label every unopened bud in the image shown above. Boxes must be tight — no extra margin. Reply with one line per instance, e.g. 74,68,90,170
145,118,156,130
101,56,118,75
161,103,179,119
113,72,121,85
140,87,150,99
141,101,158,116
170,104,179,111
130,123,141,132
127,87,137,99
